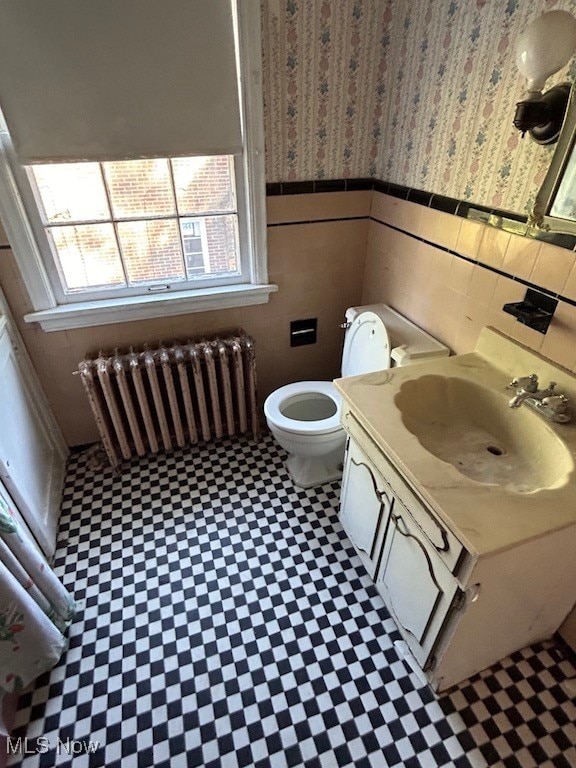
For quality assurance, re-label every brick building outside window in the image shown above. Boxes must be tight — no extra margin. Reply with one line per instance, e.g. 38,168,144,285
29,155,239,294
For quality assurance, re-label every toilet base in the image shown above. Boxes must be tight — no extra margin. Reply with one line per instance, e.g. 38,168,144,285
286,454,343,489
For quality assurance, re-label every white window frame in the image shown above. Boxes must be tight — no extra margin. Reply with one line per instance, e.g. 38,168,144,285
0,0,275,331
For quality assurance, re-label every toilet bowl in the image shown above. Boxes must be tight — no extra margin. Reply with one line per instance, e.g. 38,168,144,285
264,381,345,488
264,304,449,488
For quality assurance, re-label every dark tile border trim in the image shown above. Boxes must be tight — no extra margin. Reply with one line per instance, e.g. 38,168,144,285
266,178,576,252
266,178,373,196
371,214,576,311
407,188,431,207
430,194,459,215
268,215,369,228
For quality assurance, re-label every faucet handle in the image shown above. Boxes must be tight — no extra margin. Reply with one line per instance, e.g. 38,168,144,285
541,394,569,411
539,394,572,422
509,373,538,392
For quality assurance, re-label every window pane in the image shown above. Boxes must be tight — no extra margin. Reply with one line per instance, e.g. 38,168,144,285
117,219,185,285
27,155,245,299
104,159,176,218
184,239,202,256
182,214,239,279
31,163,109,223
172,156,236,214
48,224,125,291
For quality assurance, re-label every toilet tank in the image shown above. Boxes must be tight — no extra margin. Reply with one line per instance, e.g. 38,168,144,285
342,304,449,375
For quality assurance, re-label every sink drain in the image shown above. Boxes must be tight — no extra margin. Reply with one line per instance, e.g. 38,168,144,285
486,444,505,456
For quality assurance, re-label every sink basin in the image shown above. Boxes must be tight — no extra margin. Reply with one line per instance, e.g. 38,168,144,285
394,375,574,493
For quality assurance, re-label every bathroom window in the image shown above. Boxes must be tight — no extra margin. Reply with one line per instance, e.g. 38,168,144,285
27,157,240,298
0,0,272,331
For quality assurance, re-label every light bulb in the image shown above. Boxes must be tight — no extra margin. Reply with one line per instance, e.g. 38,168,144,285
516,10,576,92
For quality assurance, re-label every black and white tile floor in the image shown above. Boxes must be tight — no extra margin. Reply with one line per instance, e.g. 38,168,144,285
8,435,576,768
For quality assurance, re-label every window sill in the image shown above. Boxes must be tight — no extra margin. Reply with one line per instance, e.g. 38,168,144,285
24,283,278,332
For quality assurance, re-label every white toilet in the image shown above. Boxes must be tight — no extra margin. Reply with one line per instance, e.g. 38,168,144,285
264,303,449,488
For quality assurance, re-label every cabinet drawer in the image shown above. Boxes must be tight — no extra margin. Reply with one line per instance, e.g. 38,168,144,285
342,406,465,574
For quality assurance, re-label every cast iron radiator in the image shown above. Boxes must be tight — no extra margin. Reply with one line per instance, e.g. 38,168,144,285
77,331,259,469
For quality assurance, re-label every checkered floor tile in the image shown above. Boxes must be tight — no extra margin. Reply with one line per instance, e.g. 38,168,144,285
7,435,576,768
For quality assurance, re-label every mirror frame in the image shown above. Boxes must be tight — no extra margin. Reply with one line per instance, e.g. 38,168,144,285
532,81,576,235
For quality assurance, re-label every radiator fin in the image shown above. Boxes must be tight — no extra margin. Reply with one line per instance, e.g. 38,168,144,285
96,356,131,461
114,352,146,458
78,331,259,469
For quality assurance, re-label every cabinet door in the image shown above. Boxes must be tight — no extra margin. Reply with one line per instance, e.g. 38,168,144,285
376,500,460,668
339,439,392,578
0,310,67,558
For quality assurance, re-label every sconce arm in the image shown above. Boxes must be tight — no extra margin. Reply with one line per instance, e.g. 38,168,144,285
513,83,571,145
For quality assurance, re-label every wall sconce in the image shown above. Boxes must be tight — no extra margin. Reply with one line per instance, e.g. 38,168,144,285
513,10,576,145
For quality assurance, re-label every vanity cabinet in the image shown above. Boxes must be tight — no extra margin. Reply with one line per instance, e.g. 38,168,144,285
340,416,466,674
339,401,576,691
336,328,576,692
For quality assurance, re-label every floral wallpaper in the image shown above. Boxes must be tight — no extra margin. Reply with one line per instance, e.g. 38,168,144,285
261,0,576,214
261,0,389,182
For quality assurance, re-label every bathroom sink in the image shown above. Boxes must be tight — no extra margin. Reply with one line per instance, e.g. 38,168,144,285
394,375,574,493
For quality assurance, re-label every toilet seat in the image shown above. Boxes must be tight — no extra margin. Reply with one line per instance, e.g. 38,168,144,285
264,381,342,436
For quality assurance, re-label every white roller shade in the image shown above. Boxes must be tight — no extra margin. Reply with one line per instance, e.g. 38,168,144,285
0,0,242,163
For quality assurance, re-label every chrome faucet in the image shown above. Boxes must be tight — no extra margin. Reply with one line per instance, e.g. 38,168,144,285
508,373,572,423
508,374,539,407
508,374,556,407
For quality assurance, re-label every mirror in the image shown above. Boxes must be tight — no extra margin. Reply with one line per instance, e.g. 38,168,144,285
532,82,576,234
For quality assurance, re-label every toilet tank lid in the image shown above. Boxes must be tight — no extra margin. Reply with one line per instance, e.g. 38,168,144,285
345,304,450,362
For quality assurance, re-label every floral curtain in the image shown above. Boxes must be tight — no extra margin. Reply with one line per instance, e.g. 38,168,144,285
0,488,74,700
